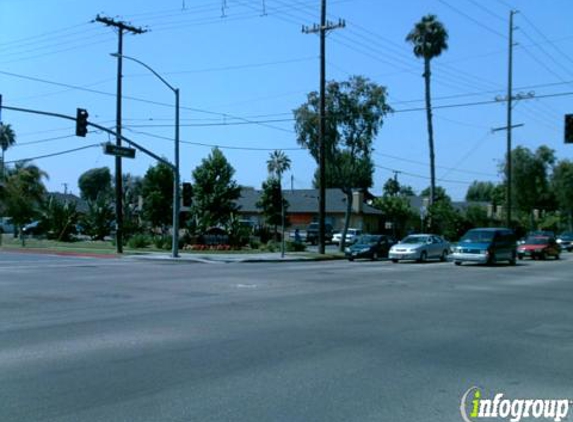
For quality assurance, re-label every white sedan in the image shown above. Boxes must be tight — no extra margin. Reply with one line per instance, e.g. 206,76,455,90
389,234,450,263
332,228,363,245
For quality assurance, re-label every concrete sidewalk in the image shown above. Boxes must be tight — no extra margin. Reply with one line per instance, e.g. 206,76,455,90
126,251,343,264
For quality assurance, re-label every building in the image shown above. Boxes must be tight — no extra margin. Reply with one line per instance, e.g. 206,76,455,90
236,187,385,233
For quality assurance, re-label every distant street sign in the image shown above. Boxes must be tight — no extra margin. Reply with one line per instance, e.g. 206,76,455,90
103,143,136,159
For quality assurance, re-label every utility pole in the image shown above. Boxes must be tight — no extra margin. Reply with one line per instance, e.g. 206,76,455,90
303,0,344,254
95,15,146,253
506,10,516,228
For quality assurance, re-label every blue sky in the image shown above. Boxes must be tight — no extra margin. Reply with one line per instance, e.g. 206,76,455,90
1,0,572,200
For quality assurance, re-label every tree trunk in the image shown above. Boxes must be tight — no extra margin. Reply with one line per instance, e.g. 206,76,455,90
424,58,436,214
339,189,353,252
1,148,4,180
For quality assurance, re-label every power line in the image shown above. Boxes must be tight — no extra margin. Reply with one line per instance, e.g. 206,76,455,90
438,0,507,39
5,144,101,164
124,128,305,152
0,69,294,134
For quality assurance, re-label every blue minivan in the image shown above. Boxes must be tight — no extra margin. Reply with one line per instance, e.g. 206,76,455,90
452,227,517,266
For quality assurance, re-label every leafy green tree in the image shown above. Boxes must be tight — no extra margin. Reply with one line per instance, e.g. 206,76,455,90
78,167,112,201
294,75,391,250
81,195,114,241
406,14,449,208
40,195,78,241
191,148,241,231
256,177,289,239
122,173,144,239
0,161,48,245
505,146,555,228
420,186,463,238
464,204,490,229
0,123,16,180
465,181,496,202
383,177,415,197
141,162,174,233
552,159,573,230
374,177,417,238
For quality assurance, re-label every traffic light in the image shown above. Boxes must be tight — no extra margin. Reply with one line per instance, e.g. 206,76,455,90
182,182,193,207
565,114,573,144
75,108,89,137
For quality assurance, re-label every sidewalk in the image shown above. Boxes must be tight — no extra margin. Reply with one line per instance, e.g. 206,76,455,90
126,251,344,264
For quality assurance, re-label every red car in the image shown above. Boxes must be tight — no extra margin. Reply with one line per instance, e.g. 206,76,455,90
517,236,561,260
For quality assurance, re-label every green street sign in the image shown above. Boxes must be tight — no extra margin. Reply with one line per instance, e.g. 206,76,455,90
103,143,136,159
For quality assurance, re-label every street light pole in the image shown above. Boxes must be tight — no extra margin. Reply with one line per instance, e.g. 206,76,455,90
173,88,180,258
110,53,181,258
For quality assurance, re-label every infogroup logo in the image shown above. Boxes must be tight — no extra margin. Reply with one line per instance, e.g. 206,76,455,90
460,386,571,422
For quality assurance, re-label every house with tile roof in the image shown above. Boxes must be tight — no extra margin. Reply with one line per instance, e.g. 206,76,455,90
236,187,385,233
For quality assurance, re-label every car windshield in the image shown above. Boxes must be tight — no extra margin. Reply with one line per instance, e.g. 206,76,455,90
560,232,573,239
357,235,378,244
460,230,494,243
401,235,427,244
525,237,549,245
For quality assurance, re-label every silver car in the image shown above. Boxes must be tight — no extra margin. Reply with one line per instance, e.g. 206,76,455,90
389,234,450,263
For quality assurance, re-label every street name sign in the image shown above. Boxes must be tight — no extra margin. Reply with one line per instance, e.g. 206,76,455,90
103,143,136,159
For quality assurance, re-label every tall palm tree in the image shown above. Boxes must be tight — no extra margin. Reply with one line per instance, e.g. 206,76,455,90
406,14,448,208
266,150,291,252
0,123,16,179
267,150,291,181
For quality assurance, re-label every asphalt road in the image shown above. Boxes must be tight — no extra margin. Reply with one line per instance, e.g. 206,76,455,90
2,251,573,422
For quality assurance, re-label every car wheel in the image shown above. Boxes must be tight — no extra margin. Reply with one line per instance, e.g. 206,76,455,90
509,252,517,266
348,257,354,262
372,251,379,261
487,252,496,265
391,259,398,263
540,252,546,260
518,254,523,260
418,251,427,263
455,261,462,266
555,254,560,260
440,250,448,262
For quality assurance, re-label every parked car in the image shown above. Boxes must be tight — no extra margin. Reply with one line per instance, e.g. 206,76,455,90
451,227,517,266
517,236,561,260
306,223,334,245
345,234,395,261
22,220,45,236
333,228,363,245
389,234,450,263
556,231,573,252
517,230,556,245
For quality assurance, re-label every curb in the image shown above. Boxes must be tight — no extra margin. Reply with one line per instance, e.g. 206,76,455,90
0,247,119,259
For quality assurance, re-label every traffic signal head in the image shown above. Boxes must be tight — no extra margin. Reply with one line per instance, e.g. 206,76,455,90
182,182,193,207
76,108,89,137
565,114,573,144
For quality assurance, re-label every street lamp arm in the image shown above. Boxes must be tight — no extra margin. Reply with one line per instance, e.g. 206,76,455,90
110,53,176,93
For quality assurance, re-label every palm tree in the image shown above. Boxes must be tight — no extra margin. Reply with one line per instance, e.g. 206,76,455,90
267,150,291,181
406,14,448,209
0,123,16,179
266,150,291,253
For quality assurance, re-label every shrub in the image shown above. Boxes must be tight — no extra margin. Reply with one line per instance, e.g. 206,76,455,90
264,240,279,252
127,233,151,249
286,241,306,252
249,238,261,250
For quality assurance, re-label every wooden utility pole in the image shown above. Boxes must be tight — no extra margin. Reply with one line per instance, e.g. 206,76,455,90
506,10,516,228
95,15,146,253
303,0,344,254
